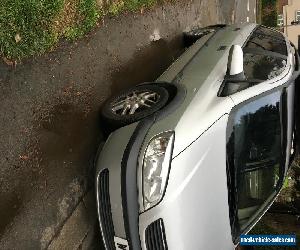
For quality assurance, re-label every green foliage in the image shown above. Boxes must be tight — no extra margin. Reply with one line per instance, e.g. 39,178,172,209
124,0,157,12
108,0,158,16
0,0,100,59
0,0,160,60
108,1,125,16
262,0,277,5
262,9,277,27
282,177,290,189
65,0,101,40
261,0,277,27
0,0,64,59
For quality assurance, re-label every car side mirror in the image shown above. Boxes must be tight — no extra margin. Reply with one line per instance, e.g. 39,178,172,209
218,45,248,96
226,45,246,82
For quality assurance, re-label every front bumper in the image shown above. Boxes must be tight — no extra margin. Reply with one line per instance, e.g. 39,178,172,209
95,119,170,250
96,115,234,250
96,122,136,249
95,118,155,250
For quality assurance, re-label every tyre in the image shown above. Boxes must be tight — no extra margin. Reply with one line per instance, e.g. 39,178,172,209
183,24,226,47
101,84,169,128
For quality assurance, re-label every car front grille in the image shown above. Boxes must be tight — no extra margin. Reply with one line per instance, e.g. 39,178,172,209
145,219,168,250
98,169,115,250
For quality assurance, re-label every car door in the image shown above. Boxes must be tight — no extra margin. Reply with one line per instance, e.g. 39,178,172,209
226,88,288,243
236,26,297,173
224,26,297,243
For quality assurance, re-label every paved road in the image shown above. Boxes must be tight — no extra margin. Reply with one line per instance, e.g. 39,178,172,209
0,0,239,249
234,0,257,23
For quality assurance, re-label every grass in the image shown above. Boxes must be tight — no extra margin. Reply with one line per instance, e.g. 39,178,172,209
64,0,101,39
0,0,100,60
250,216,300,250
108,0,158,16
249,159,300,249
0,0,64,60
0,0,159,61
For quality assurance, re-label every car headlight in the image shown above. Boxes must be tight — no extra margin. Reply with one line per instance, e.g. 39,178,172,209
142,131,174,210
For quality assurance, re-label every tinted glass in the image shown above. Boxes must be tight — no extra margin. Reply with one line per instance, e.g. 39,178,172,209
245,26,287,56
220,26,288,96
232,91,282,230
244,53,287,81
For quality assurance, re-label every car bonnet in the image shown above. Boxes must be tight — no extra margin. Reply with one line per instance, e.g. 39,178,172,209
147,23,257,158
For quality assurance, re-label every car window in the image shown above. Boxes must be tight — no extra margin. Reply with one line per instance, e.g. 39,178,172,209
244,52,287,81
219,26,288,96
245,26,287,56
220,54,287,96
227,91,285,238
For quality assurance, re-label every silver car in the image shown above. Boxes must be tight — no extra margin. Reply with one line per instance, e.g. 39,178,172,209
95,23,299,250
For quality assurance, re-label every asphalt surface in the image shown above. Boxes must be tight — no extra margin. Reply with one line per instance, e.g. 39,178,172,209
234,0,257,23
0,0,256,249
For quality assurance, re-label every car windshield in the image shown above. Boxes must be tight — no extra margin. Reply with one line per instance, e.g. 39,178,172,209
227,91,285,239
243,53,287,81
242,26,288,83
219,26,288,96
245,26,288,56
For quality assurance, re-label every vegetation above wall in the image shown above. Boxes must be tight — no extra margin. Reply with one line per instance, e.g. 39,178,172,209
261,0,278,27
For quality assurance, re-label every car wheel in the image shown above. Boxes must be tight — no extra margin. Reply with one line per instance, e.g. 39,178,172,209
183,24,226,47
101,84,169,128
